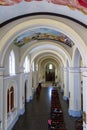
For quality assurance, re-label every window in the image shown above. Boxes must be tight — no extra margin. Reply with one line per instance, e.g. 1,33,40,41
23,56,30,73
10,87,14,110
49,64,53,69
7,89,9,113
7,87,14,113
9,50,15,75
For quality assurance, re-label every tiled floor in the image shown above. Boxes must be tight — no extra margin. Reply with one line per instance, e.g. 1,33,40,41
12,86,81,130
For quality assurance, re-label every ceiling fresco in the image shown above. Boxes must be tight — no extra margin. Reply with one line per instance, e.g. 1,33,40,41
13,28,74,47
0,0,87,14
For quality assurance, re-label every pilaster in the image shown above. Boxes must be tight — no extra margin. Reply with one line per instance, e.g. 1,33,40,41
0,68,5,130
68,67,82,117
63,68,69,100
60,67,64,93
29,68,33,100
82,70,87,130
19,67,25,115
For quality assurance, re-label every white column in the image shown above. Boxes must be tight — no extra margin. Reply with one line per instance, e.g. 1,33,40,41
25,73,30,102
0,68,5,130
29,69,33,100
18,67,25,115
63,68,69,100
82,71,87,130
60,67,64,92
68,67,82,117
33,71,37,89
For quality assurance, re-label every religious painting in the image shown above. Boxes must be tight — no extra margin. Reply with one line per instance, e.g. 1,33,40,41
13,28,74,47
0,0,87,14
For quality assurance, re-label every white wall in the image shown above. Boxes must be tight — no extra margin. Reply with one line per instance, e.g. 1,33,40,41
2,44,20,130
3,77,18,130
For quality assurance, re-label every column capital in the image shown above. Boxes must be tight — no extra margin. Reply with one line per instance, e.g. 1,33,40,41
80,67,87,78
0,67,5,75
68,67,80,73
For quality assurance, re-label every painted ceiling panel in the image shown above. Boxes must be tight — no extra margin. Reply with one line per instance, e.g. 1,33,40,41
13,28,74,47
0,0,87,14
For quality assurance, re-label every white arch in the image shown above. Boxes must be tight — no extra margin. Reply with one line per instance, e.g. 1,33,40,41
44,61,58,70
36,55,61,67
0,18,87,66
31,49,65,65
20,42,71,67
72,46,81,67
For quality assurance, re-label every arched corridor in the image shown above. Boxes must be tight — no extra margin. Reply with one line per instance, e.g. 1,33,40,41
0,2,87,130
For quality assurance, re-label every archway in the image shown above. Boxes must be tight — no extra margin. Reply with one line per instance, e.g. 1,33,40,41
45,63,55,82
69,47,82,117
0,18,87,67
73,48,82,113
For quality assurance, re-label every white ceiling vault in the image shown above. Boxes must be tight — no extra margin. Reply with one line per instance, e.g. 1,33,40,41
0,0,87,25
0,0,87,68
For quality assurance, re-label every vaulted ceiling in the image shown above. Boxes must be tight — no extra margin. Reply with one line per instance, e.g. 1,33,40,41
13,27,74,48
0,0,87,68
0,0,87,25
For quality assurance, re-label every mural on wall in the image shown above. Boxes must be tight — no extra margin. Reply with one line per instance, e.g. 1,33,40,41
0,0,87,14
13,28,74,47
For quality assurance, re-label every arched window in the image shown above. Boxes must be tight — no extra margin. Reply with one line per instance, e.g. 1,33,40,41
7,89,9,113
23,56,30,73
10,87,14,110
9,50,15,75
49,64,53,69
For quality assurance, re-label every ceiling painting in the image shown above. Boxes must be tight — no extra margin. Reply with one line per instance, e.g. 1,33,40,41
0,0,87,14
13,28,74,48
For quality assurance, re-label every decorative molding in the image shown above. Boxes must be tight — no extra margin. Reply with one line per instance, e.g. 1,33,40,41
0,13,87,28
4,74,18,80
63,67,68,71
68,67,81,73
80,67,87,71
